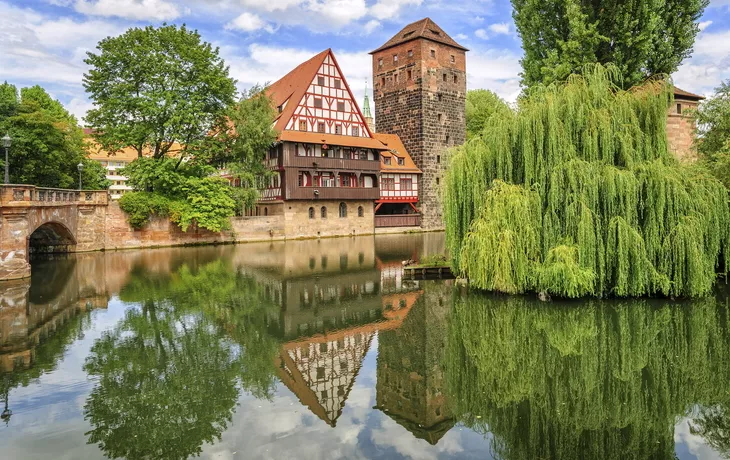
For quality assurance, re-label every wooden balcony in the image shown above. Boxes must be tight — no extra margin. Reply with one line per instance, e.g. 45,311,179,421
375,214,422,228
288,186,380,200
285,155,380,172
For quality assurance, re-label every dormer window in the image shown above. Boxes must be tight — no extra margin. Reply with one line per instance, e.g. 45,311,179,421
403,31,414,38
383,156,391,165
430,29,441,36
397,157,404,165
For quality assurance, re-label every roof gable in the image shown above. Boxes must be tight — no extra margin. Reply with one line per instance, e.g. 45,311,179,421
370,18,468,54
374,133,422,173
267,49,376,144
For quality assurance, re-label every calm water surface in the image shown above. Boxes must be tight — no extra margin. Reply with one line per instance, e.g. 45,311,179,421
1,233,729,460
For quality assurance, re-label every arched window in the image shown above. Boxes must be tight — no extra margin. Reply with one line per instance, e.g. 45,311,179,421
339,202,347,218
321,206,327,218
264,207,268,216
357,206,364,217
309,207,315,219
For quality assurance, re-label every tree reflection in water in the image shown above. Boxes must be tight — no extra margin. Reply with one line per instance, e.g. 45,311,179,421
446,290,730,460
83,259,280,460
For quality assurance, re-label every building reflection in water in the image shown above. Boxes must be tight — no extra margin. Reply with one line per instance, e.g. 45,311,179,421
0,257,109,425
3,233,728,460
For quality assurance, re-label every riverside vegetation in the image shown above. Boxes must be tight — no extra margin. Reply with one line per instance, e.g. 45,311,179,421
444,66,730,298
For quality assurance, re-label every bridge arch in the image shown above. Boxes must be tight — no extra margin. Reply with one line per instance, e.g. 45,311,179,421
28,221,77,254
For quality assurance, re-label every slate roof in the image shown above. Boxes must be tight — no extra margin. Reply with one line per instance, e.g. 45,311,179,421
370,18,468,54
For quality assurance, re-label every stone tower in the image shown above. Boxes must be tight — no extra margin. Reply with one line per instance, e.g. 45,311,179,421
370,18,468,230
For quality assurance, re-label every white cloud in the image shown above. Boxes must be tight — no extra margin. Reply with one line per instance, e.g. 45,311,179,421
488,22,510,35
307,0,368,28
467,48,523,103
363,20,381,35
699,20,713,31
454,33,468,41
370,0,423,20
225,12,273,33
674,29,730,97
474,29,488,40
74,0,183,21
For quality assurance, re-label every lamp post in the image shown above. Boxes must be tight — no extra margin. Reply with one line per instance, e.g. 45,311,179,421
2,134,11,185
77,162,84,190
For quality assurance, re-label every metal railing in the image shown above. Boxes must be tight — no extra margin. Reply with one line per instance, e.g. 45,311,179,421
375,214,421,228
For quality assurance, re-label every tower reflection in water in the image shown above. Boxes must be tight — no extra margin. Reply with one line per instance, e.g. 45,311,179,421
1,233,729,460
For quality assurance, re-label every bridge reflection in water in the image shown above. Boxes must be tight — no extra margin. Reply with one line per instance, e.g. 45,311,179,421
0,232,729,460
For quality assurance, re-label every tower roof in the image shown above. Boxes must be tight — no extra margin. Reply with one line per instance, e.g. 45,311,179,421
370,18,469,54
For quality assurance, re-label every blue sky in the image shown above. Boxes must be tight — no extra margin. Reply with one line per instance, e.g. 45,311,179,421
1,0,729,123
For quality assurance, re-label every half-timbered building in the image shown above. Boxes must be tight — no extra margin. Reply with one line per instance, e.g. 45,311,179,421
373,133,422,228
256,49,385,237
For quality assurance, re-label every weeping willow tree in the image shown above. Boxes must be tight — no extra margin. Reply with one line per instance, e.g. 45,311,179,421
445,290,730,459
445,65,730,298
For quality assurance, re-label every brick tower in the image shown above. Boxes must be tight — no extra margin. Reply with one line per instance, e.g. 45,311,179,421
370,18,468,230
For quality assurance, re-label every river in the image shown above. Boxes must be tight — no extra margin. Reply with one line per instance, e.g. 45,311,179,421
0,233,728,459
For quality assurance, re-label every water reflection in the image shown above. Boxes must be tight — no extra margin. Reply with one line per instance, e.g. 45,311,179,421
0,234,728,459
446,291,730,460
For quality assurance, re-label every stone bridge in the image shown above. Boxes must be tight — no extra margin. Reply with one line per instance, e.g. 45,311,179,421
0,185,108,281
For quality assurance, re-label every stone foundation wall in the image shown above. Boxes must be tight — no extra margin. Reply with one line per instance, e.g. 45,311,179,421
282,200,375,239
104,201,285,250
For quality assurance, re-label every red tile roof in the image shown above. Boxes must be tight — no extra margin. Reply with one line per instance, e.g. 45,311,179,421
266,49,331,133
674,86,705,101
374,133,421,174
370,18,468,54
280,130,387,150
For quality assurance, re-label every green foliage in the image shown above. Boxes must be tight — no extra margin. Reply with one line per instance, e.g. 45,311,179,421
83,24,236,161
465,89,512,140
444,65,730,298
511,0,709,90
446,291,730,459
694,80,730,188
535,245,596,298
0,82,107,189
118,192,171,228
118,158,236,232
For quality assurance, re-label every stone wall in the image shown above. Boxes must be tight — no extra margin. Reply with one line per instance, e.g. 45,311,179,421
373,39,467,230
104,201,285,250
667,98,700,162
282,200,375,239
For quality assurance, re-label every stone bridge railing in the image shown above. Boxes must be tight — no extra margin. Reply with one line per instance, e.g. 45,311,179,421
0,185,109,207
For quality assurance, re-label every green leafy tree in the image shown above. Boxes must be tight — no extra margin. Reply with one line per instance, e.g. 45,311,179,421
694,80,730,188
465,89,512,140
84,301,241,460
83,24,237,161
222,85,279,213
0,82,109,189
118,158,237,232
444,65,730,298
511,0,709,89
